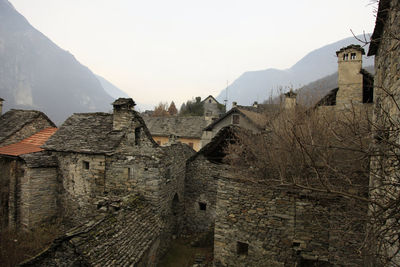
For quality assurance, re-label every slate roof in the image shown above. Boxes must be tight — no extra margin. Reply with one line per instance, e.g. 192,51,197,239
42,112,125,154
0,97,4,101
112,98,136,107
201,95,220,104
21,195,162,266
314,88,339,107
204,105,279,131
0,127,57,156
0,109,56,144
336,44,365,55
144,116,208,139
368,0,391,56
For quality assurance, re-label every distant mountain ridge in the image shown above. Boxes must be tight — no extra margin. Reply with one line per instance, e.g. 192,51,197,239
0,0,121,124
217,35,374,106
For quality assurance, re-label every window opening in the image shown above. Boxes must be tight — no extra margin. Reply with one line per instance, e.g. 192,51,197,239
135,127,141,145
237,241,249,255
232,114,240,125
343,53,349,61
199,202,207,211
350,53,356,60
157,140,161,145
83,161,90,170
128,168,134,179
188,142,194,148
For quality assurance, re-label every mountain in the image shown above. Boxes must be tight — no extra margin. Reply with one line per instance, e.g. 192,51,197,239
96,75,130,99
217,35,374,106
0,0,114,124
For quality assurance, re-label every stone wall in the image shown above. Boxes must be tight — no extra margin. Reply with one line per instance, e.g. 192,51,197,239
20,166,59,229
0,157,15,228
0,116,54,147
214,176,366,267
185,154,223,233
370,0,400,265
55,152,106,224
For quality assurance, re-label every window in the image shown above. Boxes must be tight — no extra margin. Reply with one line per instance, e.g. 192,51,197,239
208,99,212,103
157,140,161,145
350,53,356,60
237,241,248,256
343,53,349,61
188,142,194,148
199,202,207,211
128,167,134,179
83,161,90,170
135,127,141,145
232,114,240,125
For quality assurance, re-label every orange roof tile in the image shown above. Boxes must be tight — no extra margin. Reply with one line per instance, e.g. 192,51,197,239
0,127,57,156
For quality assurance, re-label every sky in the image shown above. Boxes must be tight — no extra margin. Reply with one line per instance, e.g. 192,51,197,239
9,0,377,109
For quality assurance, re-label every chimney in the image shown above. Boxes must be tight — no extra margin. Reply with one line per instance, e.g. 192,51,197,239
335,44,365,106
284,91,297,109
253,101,258,108
112,98,136,130
0,98,4,116
232,101,237,108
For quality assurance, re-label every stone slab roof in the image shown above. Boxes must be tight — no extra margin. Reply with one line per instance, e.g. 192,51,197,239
0,127,57,156
42,112,125,154
21,195,162,266
112,98,136,106
368,0,391,56
144,116,207,139
0,109,56,144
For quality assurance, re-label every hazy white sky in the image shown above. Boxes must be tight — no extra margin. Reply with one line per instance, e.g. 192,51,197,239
9,0,376,109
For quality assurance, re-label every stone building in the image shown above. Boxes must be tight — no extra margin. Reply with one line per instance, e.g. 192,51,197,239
144,116,207,151
368,0,400,265
316,44,374,110
0,97,4,115
201,102,279,146
16,98,194,265
185,126,246,233
0,109,56,147
0,128,58,230
202,95,225,122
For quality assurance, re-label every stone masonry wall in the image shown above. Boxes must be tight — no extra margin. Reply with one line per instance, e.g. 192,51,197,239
0,116,53,147
56,152,106,224
185,154,223,233
0,157,14,229
214,176,365,267
370,0,400,265
20,166,60,229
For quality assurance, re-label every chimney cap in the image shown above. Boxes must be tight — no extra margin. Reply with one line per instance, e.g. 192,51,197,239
336,44,365,56
284,90,297,98
112,98,136,107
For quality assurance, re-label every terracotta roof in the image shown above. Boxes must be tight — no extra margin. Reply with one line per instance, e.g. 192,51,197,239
144,116,207,139
0,127,57,156
0,109,56,144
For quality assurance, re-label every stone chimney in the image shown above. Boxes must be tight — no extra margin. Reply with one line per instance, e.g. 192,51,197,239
335,44,365,106
0,98,3,116
253,101,258,108
232,101,237,108
284,91,297,109
112,98,136,131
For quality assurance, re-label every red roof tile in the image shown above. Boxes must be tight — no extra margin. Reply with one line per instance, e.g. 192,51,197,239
0,127,57,156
